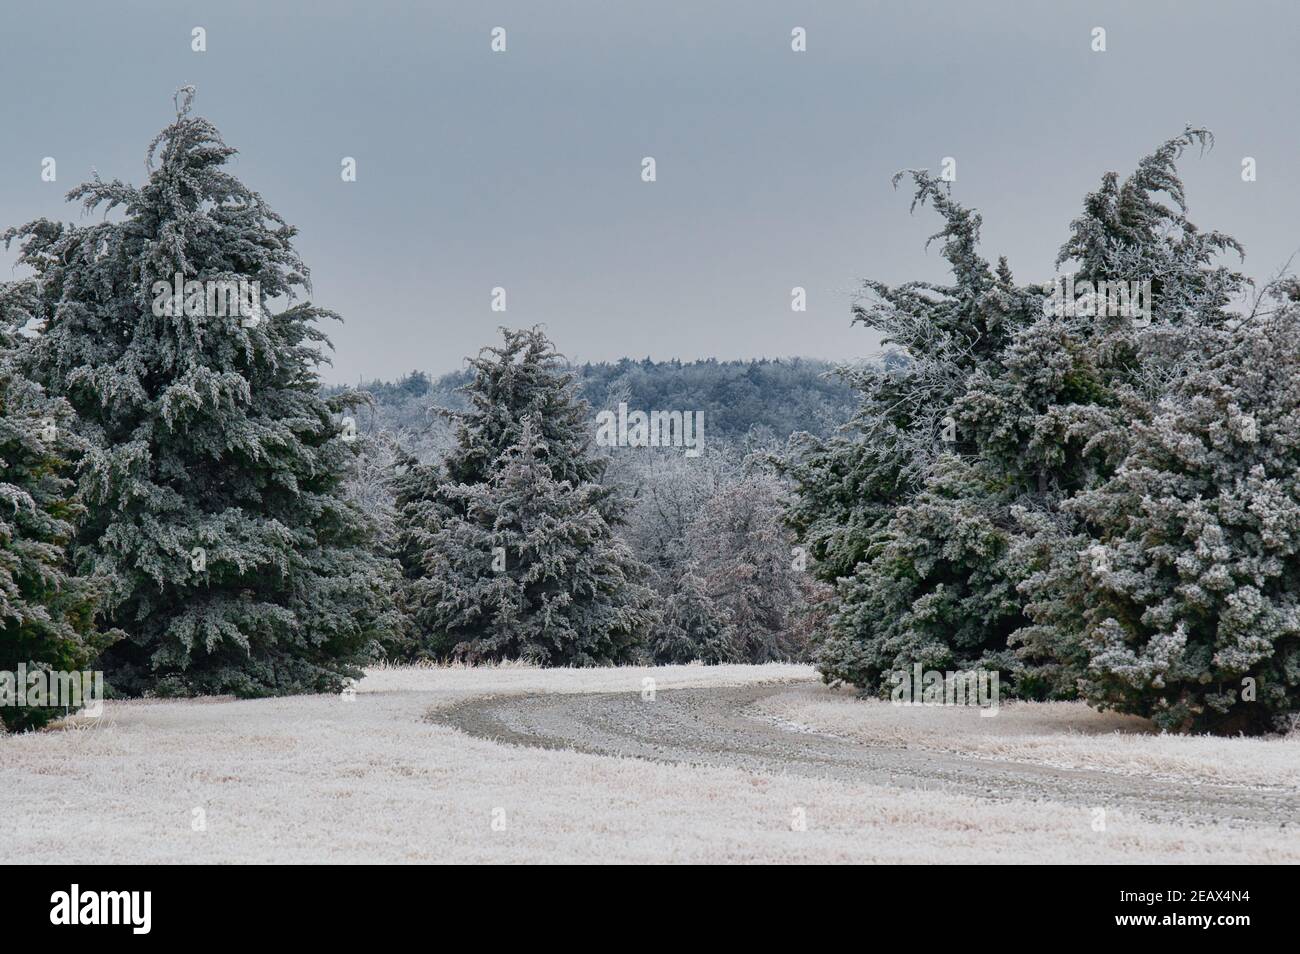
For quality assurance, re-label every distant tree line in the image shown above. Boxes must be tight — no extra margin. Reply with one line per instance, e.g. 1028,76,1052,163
328,355,856,460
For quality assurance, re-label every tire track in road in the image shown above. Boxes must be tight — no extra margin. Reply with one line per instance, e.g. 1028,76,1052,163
431,681,1300,829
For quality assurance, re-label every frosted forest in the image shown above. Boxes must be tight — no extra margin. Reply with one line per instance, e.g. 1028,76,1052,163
3,91,1299,745
12,0,1300,884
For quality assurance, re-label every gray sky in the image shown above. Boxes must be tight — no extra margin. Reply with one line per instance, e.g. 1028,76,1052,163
3,0,1298,383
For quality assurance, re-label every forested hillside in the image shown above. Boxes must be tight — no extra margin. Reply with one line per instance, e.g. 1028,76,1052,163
329,356,857,460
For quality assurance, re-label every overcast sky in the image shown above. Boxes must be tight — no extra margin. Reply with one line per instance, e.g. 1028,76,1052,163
3,0,1298,383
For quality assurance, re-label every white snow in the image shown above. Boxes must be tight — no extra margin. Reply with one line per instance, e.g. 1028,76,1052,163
3,664,1296,864
752,682,1300,789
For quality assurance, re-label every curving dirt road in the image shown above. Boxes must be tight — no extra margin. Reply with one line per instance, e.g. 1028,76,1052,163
432,681,1300,829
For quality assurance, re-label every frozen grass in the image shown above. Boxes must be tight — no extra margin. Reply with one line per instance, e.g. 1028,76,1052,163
2,664,1296,863
359,659,814,699
751,682,1300,789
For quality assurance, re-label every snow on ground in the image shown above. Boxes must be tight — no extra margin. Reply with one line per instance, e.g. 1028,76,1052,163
750,682,1300,790
3,664,1297,864
359,660,813,697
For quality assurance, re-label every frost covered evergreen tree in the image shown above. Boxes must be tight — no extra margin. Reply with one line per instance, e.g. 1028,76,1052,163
0,286,115,730
792,130,1247,702
1054,297,1300,734
442,327,611,505
815,452,1031,691
1008,128,1247,698
782,176,1021,588
396,327,654,662
648,567,739,665
390,450,446,660
789,174,1042,691
414,417,655,664
2,89,398,696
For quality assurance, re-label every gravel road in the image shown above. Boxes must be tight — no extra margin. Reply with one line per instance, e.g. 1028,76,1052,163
433,681,1300,829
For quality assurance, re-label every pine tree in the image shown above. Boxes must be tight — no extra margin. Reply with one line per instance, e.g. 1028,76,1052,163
1007,128,1248,698
390,450,447,660
0,284,115,730
1058,296,1300,734
785,174,1041,691
2,89,398,697
649,567,739,665
443,326,610,500
417,417,656,664
790,131,1248,701
396,326,656,662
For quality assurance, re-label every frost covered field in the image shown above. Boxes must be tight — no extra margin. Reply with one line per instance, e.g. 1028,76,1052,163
4,665,1296,865
753,684,1300,790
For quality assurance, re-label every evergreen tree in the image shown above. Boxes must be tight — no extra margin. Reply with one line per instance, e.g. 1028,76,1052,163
390,450,446,660
786,174,1041,691
0,284,115,730
814,453,1029,690
443,326,610,500
648,567,739,665
416,417,655,664
1056,296,1300,734
1007,128,1248,697
396,326,657,662
792,130,1246,701
782,174,1022,589
2,89,398,697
